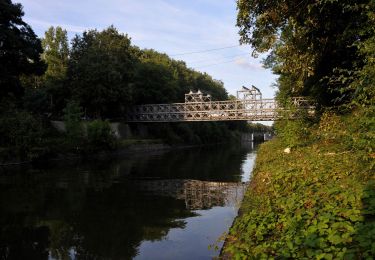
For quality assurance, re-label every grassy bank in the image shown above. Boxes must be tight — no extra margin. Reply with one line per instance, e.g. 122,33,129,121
223,110,374,258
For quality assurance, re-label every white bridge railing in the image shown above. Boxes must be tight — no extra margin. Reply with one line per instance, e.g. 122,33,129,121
126,88,315,122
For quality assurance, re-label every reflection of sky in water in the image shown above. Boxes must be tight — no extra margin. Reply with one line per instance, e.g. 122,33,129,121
135,207,236,260
134,143,258,259
241,152,257,182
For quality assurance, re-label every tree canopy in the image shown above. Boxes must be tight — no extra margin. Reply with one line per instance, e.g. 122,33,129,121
133,49,227,105
67,26,137,118
237,0,375,107
42,26,69,81
0,0,45,100
58,26,229,118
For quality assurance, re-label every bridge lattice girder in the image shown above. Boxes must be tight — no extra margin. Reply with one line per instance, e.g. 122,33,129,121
126,97,315,122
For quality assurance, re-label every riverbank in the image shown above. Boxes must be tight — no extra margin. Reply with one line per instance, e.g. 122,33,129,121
222,110,374,258
1,117,262,166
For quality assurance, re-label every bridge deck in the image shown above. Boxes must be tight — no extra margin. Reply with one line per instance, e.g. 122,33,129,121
127,97,314,122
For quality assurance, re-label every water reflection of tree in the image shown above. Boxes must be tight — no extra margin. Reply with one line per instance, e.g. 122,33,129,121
127,143,255,181
0,143,254,259
0,172,196,259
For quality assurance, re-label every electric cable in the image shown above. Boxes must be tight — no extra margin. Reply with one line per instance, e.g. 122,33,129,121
188,53,249,64
195,58,241,68
170,45,240,56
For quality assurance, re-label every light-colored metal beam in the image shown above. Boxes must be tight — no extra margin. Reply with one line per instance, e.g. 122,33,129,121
127,98,314,122
127,88,315,122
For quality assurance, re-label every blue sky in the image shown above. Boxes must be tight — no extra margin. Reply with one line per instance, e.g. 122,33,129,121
18,0,277,98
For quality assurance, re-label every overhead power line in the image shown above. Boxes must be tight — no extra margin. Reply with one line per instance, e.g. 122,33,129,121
170,45,240,56
188,53,248,64
196,58,241,69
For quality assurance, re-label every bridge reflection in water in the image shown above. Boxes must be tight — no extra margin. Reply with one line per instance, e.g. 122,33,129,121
134,179,247,210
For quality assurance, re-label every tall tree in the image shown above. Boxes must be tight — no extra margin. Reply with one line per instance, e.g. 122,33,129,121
0,0,45,101
40,26,70,115
236,0,375,106
68,26,137,118
42,26,69,81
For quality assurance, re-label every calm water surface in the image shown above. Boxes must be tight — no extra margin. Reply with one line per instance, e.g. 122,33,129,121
0,142,258,260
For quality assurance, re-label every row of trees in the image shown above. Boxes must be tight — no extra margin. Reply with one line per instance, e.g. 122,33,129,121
1,0,228,119
0,0,247,161
20,25,228,119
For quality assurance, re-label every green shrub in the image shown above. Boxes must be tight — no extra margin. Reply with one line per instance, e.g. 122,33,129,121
224,109,375,258
274,118,311,148
0,110,45,160
63,101,83,141
87,120,116,149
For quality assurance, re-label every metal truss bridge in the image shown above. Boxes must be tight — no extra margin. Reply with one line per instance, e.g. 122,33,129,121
127,86,315,122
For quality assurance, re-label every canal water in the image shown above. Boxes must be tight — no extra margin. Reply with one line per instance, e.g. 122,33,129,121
0,143,258,260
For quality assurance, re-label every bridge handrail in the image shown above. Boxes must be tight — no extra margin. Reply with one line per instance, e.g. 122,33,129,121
126,97,315,122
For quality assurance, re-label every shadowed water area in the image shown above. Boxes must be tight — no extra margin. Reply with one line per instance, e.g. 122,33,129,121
0,143,258,259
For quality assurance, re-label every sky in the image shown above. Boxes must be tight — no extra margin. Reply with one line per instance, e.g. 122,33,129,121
18,0,277,98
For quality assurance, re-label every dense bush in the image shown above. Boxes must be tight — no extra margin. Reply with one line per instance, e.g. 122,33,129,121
224,110,375,258
87,120,116,149
274,119,311,148
63,101,83,142
0,110,45,160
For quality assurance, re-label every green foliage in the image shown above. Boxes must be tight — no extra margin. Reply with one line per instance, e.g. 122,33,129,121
318,109,375,161
0,0,46,100
247,122,273,133
234,6,375,257
224,110,375,258
274,120,308,148
42,26,69,81
133,55,179,104
40,26,70,115
132,49,228,105
274,114,313,148
63,101,83,141
68,26,137,118
86,120,116,149
0,109,45,160
348,21,375,107
22,88,50,115
44,26,229,119
237,0,375,107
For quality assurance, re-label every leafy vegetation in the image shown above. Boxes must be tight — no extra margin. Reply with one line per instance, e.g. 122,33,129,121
86,120,116,149
224,109,374,258
0,0,46,101
237,0,375,108
222,0,375,258
63,101,83,143
0,109,45,162
67,26,137,118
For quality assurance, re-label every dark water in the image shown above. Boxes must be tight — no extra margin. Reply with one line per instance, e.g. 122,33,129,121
0,143,257,260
